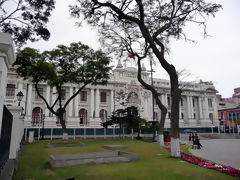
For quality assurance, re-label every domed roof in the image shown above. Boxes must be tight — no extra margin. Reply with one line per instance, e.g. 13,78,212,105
116,59,123,69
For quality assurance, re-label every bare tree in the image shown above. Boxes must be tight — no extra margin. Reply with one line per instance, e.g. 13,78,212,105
70,0,221,157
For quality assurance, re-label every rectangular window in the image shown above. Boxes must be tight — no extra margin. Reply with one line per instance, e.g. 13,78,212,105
168,112,171,119
80,91,87,102
208,98,213,108
180,98,183,106
6,84,15,97
181,113,184,119
35,88,43,100
61,89,66,100
209,113,213,121
192,98,195,107
100,92,107,103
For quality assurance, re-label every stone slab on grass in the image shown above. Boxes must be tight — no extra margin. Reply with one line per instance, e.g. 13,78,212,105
102,145,128,150
48,142,85,148
49,151,140,168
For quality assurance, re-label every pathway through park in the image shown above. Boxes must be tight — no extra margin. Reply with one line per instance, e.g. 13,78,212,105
185,134,240,169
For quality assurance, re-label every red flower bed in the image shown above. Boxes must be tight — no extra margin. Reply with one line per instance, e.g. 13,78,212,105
165,144,240,177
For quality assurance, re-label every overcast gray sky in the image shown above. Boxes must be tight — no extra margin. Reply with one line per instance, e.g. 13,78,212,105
26,0,240,98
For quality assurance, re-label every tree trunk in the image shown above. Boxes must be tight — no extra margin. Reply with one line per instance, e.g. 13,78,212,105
170,74,181,157
136,58,167,147
138,25,181,156
158,108,167,146
59,109,68,140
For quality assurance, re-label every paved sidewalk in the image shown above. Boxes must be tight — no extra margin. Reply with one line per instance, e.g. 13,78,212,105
188,135,240,169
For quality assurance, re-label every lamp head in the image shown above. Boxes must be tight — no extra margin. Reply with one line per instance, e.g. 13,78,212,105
16,91,24,102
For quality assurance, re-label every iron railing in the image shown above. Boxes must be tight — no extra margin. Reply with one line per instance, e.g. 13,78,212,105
0,105,13,171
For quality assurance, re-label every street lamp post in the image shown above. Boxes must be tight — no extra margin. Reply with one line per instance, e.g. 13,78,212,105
148,56,157,142
16,91,24,106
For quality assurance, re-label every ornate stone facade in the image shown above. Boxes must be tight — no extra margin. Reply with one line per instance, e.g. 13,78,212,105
4,62,219,130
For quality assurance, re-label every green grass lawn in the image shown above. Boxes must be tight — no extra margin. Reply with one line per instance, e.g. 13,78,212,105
13,139,237,180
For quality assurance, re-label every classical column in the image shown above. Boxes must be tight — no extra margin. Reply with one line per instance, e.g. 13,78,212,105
74,87,79,117
45,85,50,116
68,86,73,117
110,89,114,113
51,87,57,111
96,88,100,118
17,81,23,94
204,97,209,121
144,93,148,120
213,97,218,123
160,94,165,106
27,84,32,116
198,96,203,120
187,96,191,120
189,96,193,119
90,88,94,118
165,94,168,108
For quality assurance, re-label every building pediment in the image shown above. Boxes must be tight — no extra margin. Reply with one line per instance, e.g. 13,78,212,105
206,88,218,93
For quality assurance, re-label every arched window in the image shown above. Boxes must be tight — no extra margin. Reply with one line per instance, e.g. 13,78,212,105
127,92,139,104
209,113,213,123
79,108,88,125
32,107,43,125
56,109,66,125
100,109,107,122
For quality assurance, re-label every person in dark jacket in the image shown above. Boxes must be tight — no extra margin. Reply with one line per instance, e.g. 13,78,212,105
191,133,195,143
189,133,192,143
195,137,202,149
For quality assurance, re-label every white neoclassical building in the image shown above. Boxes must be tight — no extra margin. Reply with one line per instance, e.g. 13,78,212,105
4,60,219,134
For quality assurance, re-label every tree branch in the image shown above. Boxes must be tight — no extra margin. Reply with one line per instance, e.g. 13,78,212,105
35,83,57,116
0,0,22,24
90,0,140,24
136,0,144,23
63,83,88,109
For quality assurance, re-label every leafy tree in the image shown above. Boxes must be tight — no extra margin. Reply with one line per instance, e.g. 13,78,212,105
103,106,148,139
0,0,55,47
70,0,221,157
14,42,111,135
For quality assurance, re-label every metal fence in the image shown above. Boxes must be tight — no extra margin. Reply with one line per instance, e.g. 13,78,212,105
0,105,13,171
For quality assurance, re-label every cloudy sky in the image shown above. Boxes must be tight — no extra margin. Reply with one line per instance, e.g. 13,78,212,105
26,0,240,98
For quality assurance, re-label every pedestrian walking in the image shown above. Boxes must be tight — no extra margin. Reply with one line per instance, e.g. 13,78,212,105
195,137,202,149
189,133,192,144
192,133,195,143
